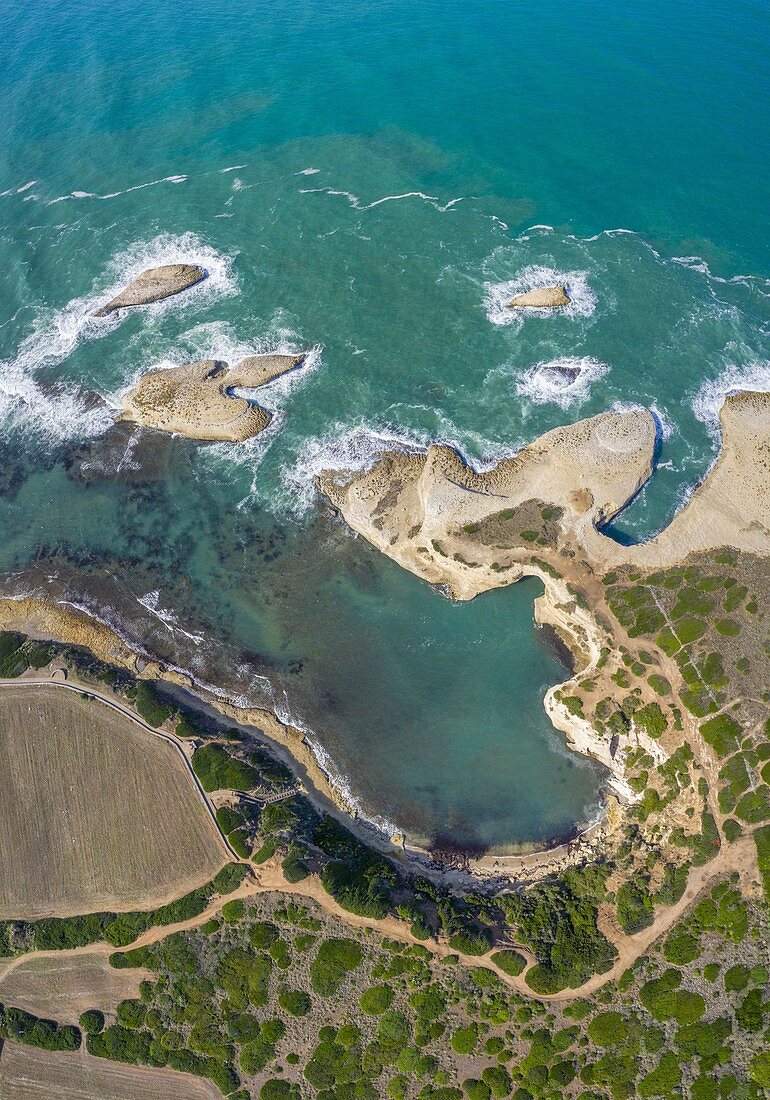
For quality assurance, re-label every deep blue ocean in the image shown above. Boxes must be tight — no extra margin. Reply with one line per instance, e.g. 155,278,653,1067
1,0,768,848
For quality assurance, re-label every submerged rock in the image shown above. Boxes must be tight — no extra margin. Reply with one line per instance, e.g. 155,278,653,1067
120,353,306,442
536,362,582,387
93,264,207,317
508,285,569,309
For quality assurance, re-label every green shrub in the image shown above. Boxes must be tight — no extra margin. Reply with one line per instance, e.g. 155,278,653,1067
359,984,394,1015
191,744,259,792
0,1005,81,1051
221,899,244,923
616,876,654,934
491,949,526,976
462,1082,491,1100
481,1065,512,1098
133,681,174,727
310,937,363,996
211,862,249,894
634,702,667,738
410,985,446,1022
662,931,700,965
450,1023,479,1055
250,921,279,949
735,786,770,824
448,928,492,956
749,1052,770,1087
638,1051,681,1097
278,989,311,1017
754,824,770,902
260,1082,301,1100
79,1009,104,1034
700,714,742,756
587,1011,629,1047
281,851,310,883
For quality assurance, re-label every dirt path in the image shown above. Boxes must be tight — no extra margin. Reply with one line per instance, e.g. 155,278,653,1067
2,834,757,1006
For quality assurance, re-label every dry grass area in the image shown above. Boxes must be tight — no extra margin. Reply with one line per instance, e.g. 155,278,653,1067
0,685,226,919
0,951,149,1023
0,1041,220,1099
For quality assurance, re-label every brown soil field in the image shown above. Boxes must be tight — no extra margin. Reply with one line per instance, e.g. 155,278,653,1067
0,951,149,1023
0,685,227,919
0,1041,220,1099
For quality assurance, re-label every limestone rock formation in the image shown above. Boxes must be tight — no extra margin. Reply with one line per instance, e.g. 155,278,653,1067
508,285,569,309
318,408,656,599
94,264,207,317
120,353,305,442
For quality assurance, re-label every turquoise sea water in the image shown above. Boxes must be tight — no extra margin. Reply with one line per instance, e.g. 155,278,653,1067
1,0,769,848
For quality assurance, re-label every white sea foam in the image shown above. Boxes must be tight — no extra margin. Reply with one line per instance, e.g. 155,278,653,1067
691,360,770,438
507,356,610,410
281,422,427,516
0,233,236,446
484,265,597,327
302,732,398,836
298,185,464,215
297,167,321,176
649,403,676,441
135,590,206,646
280,415,523,519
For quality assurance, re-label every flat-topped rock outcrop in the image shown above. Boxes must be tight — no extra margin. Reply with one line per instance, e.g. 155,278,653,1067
318,408,657,599
120,352,305,442
508,285,569,309
94,264,207,317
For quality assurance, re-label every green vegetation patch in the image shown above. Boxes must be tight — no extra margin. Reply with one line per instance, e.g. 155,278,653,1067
310,937,363,996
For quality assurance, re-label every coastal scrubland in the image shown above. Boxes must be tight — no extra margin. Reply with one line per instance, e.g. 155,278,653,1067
0,685,227,918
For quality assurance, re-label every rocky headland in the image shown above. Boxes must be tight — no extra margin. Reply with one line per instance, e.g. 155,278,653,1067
120,352,306,442
93,263,207,317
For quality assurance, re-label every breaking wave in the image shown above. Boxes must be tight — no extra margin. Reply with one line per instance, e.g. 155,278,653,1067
691,360,770,440
510,355,610,409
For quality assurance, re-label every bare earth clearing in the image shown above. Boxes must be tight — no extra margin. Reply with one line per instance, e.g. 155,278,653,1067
0,686,227,919
0,952,149,1023
0,1040,219,1100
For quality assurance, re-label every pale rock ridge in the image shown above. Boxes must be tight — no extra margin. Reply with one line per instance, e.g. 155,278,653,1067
582,390,770,567
120,353,305,442
508,285,569,308
93,264,207,317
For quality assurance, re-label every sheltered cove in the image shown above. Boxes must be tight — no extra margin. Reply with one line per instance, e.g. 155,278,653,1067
1,393,769,880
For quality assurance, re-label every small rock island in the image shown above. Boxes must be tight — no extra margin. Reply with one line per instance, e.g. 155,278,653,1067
120,352,306,442
94,263,207,317
508,285,570,308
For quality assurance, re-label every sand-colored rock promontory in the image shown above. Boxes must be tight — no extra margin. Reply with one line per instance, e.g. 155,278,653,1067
319,392,770,598
120,353,305,442
508,285,569,308
318,408,657,599
584,389,770,568
94,264,207,317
